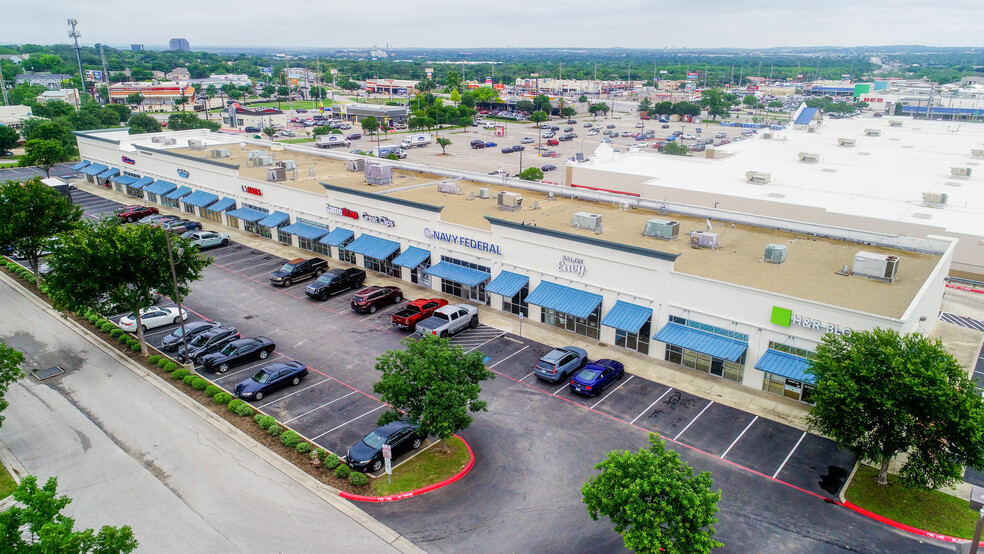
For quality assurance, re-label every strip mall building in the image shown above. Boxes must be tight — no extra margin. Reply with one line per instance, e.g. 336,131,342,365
73,128,955,405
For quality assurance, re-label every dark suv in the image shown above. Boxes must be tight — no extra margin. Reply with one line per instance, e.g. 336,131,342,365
177,325,240,363
305,268,366,301
350,286,403,314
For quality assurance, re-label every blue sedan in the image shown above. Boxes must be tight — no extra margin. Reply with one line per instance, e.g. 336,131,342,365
234,361,308,401
569,359,625,396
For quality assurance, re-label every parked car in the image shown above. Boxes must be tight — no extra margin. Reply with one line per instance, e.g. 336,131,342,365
159,320,221,352
488,169,509,177
346,421,424,473
520,137,534,144
350,286,403,313
148,215,182,227
177,325,240,363
470,140,486,149
391,298,449,332
564,127,574,132
269,257,327,287
661,124,670,129
606,124,616,129
413,304,479,338
501,146,516,154
635,122,645,128
567,119,577,124
484,141,497,148
183,231,229,249
279,129,296,137
200,336,276,373
118,306,187,332
116,205,159,223
346,133,362,140
534,346,588,383
543,132,556,139
542,151,559,158
583,123,593,128
234,361,308,401
305,268,366,300
162,219,203,233
244,126,261,133
569,359,625,396
715,131,727,138
546,139,559,146
541,164,557,172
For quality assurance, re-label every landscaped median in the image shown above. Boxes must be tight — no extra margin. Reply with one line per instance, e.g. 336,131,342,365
1,258,474,500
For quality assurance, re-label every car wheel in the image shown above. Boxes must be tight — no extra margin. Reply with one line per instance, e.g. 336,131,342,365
371,459,382,472
141,325,148,332
320,293,328,301
172,316,181,324
470,316,479,328
218,363,229,373
259,349,269,359
440,330,448,338
412,437,422,449
220,239,229,246
394,294,402,303
369,305,377,314
254,391,263,401
126,216,135,223
291,377,300,386
315,268,324,277
282,278,292,287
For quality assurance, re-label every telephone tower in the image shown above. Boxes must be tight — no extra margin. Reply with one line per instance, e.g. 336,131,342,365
67,19,85,109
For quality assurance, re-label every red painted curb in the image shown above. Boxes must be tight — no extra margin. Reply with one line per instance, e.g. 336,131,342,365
339,435,475,503
946,283,984,294
841,501,984,546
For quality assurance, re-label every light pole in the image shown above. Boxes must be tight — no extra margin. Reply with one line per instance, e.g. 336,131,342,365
518,147,523,176
164,230,191,368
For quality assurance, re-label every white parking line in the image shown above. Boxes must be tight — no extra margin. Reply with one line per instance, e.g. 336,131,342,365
673,401,713,441
213,355,285,381
311,405,385,440
590,375,634,409
552,383,568,395
772,431,807,479
721,416,758,459
283,391,358,423
630,387,674,425
465,332,506,354
487,345,529,369
518,371,534,381
256,379,330,408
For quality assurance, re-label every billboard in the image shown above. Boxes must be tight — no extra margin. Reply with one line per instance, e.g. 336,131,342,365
686,72,699,80
84,69,103,81
261,67,273,75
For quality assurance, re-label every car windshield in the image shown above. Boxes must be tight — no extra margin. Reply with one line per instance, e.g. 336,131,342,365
316,274,336,284
189,334,209,347
577,368,602,381
251,370,271,384
362,430,386,450
220,343,237,355
279,263,297,272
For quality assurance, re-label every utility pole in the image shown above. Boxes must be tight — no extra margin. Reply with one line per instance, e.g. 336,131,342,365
67,19,84,109
285,57,293,112
99,44,109,103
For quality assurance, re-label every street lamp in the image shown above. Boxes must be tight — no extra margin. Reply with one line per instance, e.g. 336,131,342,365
164,230,191,368
518,147,523,176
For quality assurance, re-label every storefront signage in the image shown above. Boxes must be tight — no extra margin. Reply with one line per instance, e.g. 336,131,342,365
771,306,852,336
325,203,358,220
558,255,586,277
424,228,502,255
121,156,135,165
242,185,262,196
177,168,189,178
362,212,394,227
861,97,885,103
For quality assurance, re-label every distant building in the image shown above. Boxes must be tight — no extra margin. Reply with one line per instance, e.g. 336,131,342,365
131,44,144,51
108,81,195,112
0,105,34,128
36,89,80,106
364,79,418,96
15,72,72,89
167,67,191,81
169,38,190,51
221,105,286,130
191,74,253,88
0,54,28,64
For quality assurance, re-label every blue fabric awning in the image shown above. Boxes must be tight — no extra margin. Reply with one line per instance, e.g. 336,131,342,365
109,174,136,185
181,190,218,208
424,262,490,287
319,227,354,247
226,207,268,223
345,234,400,260
653,323,748,362
754,349,814,384
97,167,120,179
601,301,653,334
165,186,192,200
80,163,107,176
208,197,236,212
257,211,290,228
144,180,177,195
70,160,91,170
525,281,603,320
280,222,328,240
130,176,153,190
391,247,431,269
486,271,529,298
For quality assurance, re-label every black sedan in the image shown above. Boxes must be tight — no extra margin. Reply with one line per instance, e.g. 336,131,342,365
159,320,221,352
346,421,425,473
177,325,240,363
541,164,557,172
199,336,276,373
234,361,308,401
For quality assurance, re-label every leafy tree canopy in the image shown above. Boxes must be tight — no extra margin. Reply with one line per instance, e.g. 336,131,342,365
0,177,83,284
519,167,543,181
0,342,25,429
18,139,69,177
126,113,162,135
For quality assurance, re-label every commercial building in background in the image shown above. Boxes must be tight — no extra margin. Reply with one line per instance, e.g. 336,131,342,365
327,103,408,126
0,105,33,128
364,79,418,96
221,105,286,131
72,127,955,405
107,81,195,112
131,44,144,51
14,72,71,89
36,89,79,106
169,38,190,51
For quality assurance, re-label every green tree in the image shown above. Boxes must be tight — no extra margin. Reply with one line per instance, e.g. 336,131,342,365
0,125,19,153
532,94,552,114
373,335,495,452
45,219,211,355
129,67,152,81
582,434,722,554
700,88,731,120
260,84,276,99
360,115,379,137
588,102,610,117
806,328,984,489
671,102,701,116
311,125,332,136
459,91,475,108
529,110,549,151
0,475,138,553
309,86,326,100
638,97,653,114
173,94,188,112
560,106,576,119
436,136,451,154
262,126,276,138
0,177,83,285
0,342,25,429
662,141,689,156
473,86,499,106
125,93,144,113
166,112,218,132
105,103,132,123
578,94,588,103
519,167,543,181
444,71,461,91
126,113,162,134
768,100,783,108
515,99,535,114
276,86,289,108
20,120,75,151
19,139,69,177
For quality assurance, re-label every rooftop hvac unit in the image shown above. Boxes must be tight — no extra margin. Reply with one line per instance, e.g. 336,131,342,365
951,167,972,177
798,152,820,163
571,211,603,230
864,129,881,137
276,160,297,171
266,167,286,182
643,218,679,240
764,243,788,264
365,162,392,185
247,150,268,159
151,136,165,144
745,171,771,184
188,139,205,150
271,143,285,152
852,251,900,283
479,187,490,199
889,120,903,127
162,138,176,146
837,138,857,147
690,231,718,250
308,166,315,177
437,182,461,194
922,192,948,206
497,191,523,211
971,148,984,158
346,158,364,172
762,132,773,140
209,148,231,158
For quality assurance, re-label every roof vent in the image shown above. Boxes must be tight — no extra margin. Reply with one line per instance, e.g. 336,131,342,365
643,218,679,240
864,129,881,137
479,187,490,199
971,148,984,159
852,251,899,283
498,191,523,211
346,158,364,172
188,139,206,150
571,211,602,230
798,152,820,163
764,243,787,264
888,120,903,127
689,231,718,250
745,171,771,184
265,167,286,182
922,192,948,207
246,155,273,167
951,167,972,178
837,138,857,147
209,148,230,158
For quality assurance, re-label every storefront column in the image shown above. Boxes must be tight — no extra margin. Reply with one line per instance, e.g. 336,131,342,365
399,266,411,282
431,276,443,294
489,294,503,311
743,367,766,389
355,253,365,268
527,304,542,322
600,326,616,345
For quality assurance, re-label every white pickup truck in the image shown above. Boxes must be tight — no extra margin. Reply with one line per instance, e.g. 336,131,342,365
413,304,479,338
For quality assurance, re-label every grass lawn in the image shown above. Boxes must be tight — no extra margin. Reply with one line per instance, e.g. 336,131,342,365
371,436,470,496
0,460,17,499
280,137,316,144
845,465,979,539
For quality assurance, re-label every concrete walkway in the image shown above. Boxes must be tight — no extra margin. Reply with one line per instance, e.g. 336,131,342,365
0,271,421,553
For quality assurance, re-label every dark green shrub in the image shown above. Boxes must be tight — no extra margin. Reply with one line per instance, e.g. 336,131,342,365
280,430,300,448
172,368,189,380
296,442,312,454
159,359,172,370
267,424,282,437
213,392,233,405
96,318,108,327
205,384,221,397
191,377,208,390
130,342,141,352
118,334,129,344
334,465,350,479
227,398,243,413
110,328,124,338
235,403,253,417
256,415,276,429
324,453,340,470
316,448,328,463
182,374,196,385
100,322,115,333
87,314,99,323
148,355,161,364
349,472,368,486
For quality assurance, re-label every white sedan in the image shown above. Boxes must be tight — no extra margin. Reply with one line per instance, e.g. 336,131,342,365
119,307,188,332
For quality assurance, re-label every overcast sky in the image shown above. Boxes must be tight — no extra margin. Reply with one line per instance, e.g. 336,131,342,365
4,1,983,50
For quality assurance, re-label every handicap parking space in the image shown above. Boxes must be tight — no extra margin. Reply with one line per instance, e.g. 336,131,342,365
673,403,757,457
722,418,805,478
634,389,712,440
775,433,856,499
448,324,504,353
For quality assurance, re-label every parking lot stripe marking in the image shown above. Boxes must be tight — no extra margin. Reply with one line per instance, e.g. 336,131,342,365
552,383,568,395
487,345,529,369
673,401,713,441
773,431,807,479
213,355,285,381
630,388,673,424
721,416,758,459
466,332,506,354
590,375,634,409
256,379,329,408
518,371,534,382
311,405,385,440
282,390,357,423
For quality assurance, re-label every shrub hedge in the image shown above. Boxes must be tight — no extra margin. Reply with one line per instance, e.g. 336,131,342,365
213,392,233,405
182,374,196,385
334,465,350,479
172,368,190,380
349,472,368,487
191,377,208,390
324,453,340,470
267,424,282,437
130,342,140,352
235,403,253,417
256,415,276,430
280,430,300,448
205,385,221,397
110,328,124,338
296,442,312,454
148,355,161,364
227,398,243,413
100,322,115,333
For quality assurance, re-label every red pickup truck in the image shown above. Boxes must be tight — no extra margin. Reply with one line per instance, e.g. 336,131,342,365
391,298,449,331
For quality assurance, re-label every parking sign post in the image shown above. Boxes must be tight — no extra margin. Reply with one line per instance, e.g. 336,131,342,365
382,444,392,483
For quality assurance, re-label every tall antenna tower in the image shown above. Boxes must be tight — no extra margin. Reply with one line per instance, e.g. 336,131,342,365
67,18,84,109
99,44,109,103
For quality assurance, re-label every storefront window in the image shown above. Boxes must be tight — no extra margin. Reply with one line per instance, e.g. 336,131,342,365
125,186,144,198
277,230,292,245
183,203,196,214
299,236,330,256
146,192,158,204
664,344,745,383
364,251,399,277
762,373,815,404
337,237,356,264
615,318,651,355
226,215,239,229
502,285,528,317
201,209,222,223
161,197,180,209
541,305,600,340
438,256,490,305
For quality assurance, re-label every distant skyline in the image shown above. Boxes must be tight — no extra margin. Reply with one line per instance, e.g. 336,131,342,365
3,1,984,50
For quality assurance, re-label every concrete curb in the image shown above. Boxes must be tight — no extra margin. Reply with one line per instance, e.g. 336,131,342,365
0,271,424,554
